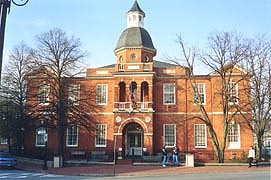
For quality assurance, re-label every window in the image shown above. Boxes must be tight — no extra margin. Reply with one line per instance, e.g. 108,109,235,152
66,125,78,147
119,56,123,62
36,127,46,147
68,84,80,105
163,124,176,147
139,15,142,22
0,137,7,145
163,83,176,105
194,124,207,148
193,83,206,104
96,84,108,105
38,84,50,104
228,123,240,149
133,15,136,21
145,56,149,62
228,81,238,104
118,64,124,71
95,124,107,147
131,54,137,60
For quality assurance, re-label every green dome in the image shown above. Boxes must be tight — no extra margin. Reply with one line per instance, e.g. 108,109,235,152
115,27,155,51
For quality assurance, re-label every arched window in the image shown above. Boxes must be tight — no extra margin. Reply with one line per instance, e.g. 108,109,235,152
119,56,123,62
141,82,149,102
119,82,126,102
145,56,149,62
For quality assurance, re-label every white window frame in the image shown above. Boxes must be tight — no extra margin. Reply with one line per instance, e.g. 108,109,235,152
228,81,238,105
38,84,50,105
118,64,124,71
194,124,207,148
163,83,176,105
228,123,240,149
193,83,206,105
96,84,108,105
0,137,7,145
36,127,46,147
66,125,79,147
163,124,176,147
95,124,107,147
68,84,80,106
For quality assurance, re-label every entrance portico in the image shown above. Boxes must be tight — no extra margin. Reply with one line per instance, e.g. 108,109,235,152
114,117,153,157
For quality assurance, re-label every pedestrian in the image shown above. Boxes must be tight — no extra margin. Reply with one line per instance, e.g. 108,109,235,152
161,145,168,167
172,144,180,166
248,145,258,167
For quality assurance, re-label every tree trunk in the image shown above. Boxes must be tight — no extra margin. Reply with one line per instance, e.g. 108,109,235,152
256,134,263,160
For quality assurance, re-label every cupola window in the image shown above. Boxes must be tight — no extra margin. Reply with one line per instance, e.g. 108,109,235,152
145,56,149,62
119,56,123,62
131,54,137,60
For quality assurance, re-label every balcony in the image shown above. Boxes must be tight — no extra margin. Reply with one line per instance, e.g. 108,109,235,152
113,101,153,113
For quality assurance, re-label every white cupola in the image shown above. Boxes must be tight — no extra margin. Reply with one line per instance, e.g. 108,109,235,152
126,0,145,28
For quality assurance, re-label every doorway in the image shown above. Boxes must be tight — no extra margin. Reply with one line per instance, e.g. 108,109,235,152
125,123,143,156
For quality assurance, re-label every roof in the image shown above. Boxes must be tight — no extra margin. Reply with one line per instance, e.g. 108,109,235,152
127,0,145,17
115,27,155,51
99,60,178,69
153,60,178,68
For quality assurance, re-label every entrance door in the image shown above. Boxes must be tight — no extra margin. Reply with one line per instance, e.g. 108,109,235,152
125,123,143,156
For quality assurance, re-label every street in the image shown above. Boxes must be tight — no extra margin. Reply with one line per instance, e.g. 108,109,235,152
0,169,270,180
0,169,83,180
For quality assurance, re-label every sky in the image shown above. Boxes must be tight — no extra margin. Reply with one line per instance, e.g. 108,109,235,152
3,0,271,74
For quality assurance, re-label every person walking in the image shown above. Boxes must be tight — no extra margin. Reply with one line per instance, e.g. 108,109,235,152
161,145,168,167
172,144,180,166
248,145,258,167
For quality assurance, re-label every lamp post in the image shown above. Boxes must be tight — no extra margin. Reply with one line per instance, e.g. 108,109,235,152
43,111,49,170
0,0,29,81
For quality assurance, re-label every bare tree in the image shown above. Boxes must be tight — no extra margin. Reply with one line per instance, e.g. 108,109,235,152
176,32,251,162
241,36,271,159
0,42,33,154
27,28,96,165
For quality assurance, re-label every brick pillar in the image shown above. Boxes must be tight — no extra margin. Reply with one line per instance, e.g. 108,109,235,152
143,134,153,155
114,134,124,158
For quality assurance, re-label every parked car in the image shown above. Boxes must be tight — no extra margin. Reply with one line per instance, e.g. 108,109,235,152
0,151,17,168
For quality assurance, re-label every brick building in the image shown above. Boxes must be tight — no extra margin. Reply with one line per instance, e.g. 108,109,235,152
24,1,253,162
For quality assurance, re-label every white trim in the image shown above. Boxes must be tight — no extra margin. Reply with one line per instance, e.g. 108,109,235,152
144,133,153,136
113,74,154,77
155,111,250,115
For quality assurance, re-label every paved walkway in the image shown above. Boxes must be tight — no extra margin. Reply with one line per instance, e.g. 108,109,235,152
16,163,271,177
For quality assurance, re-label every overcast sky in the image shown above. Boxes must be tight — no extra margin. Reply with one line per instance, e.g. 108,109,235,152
3,0,271,74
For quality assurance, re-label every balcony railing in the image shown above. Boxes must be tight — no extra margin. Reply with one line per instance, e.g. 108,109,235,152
114,101,153,112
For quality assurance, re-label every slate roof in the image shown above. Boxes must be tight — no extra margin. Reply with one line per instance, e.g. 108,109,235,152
115,27,155,51
128,0,145,17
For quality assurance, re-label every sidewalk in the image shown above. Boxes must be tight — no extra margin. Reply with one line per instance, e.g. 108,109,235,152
16,162,271,177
